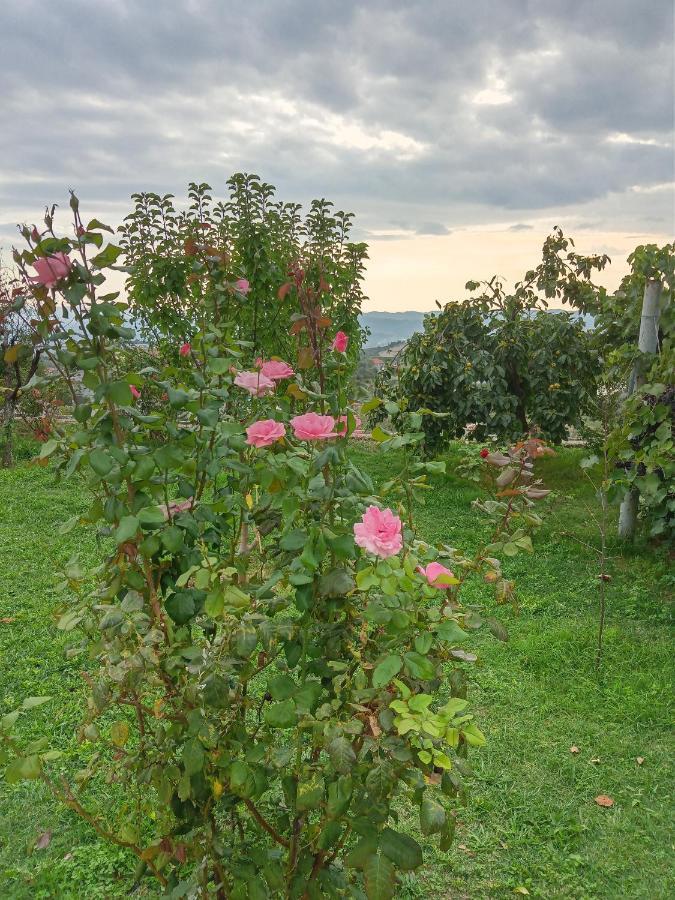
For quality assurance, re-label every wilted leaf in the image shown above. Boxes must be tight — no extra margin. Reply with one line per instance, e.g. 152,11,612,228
570,745,580,754
34,830,52,851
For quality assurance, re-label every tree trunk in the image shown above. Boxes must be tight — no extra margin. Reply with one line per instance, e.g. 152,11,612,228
0,399,16,468
617,279,662,541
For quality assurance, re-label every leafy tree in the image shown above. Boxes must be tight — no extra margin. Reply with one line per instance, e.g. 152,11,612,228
2,196,551,898
595,243,674,539
380,230,606,452
119,174,368,366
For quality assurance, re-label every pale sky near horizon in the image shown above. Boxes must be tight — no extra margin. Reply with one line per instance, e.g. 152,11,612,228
1,1,673,312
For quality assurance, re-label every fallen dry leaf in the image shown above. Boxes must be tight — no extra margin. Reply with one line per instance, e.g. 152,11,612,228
368,715,382,738
513,889,530,896
636,757,645,766
35,830,52,850
570,745,580,754
594,795,614,807
590,756,601,764
0,617,15,624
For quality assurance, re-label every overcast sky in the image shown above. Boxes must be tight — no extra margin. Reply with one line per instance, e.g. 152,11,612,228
1,0,673,310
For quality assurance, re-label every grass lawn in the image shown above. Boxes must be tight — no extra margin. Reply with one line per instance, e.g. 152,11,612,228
0,445,672,898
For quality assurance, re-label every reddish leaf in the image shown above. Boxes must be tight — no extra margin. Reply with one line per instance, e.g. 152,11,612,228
594,794,614,807
277,282,292,300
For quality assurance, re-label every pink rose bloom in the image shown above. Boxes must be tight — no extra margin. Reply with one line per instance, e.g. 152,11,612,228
130,385,141,400
331,331,349,352
290,412,337,441
235,278,250,294
261,359,295,381
31,252,72,288
246,419,286,448
336,414,362,437
179,342,191,357
354,506,403,558
418,562,456,588
234,370,275,396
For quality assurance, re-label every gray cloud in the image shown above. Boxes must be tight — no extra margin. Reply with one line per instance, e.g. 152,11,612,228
508,224,533,232
0,0,673,240
416,222,450,235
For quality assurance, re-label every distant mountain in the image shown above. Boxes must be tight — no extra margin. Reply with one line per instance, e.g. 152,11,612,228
360,308,595,349
360,311,433,348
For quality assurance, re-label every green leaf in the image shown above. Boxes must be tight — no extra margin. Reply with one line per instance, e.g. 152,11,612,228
380,827,423,871
372,654,403,688
90,243,124,267
107,380,133,405
371,426,390,443
264,700,297,728
137,506,166,528
182,738,204,775
420,798,446,835
403,652,435,680
279,529,308,551
319,567,355,597
21,696,51,710
439,816,456,851
233,623,257,657
164,591,197,625
114,515,139,545
268,674,296,701
296,775,324,811
328,736,356,774
5,755,41,783
363,853,396,900
436,621,468,643
89,449,114,477
161,525,184,553
327,775,352,818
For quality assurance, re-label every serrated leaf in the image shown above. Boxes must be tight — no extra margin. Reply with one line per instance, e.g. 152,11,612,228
328,736,356,774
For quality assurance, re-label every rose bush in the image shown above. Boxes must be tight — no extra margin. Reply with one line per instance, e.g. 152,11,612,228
1,197,550,898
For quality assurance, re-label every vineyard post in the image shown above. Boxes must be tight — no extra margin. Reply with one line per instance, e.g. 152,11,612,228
617,278,662,540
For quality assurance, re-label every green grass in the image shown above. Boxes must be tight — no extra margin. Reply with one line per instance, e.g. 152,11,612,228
0,447,673,898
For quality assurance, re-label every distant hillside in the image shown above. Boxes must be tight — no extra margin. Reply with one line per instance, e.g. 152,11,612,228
360,311,433,348
360,308,595,349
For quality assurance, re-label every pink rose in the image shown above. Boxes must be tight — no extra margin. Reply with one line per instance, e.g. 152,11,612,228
235,278,250,294
261,359,295,381
179,342,191,357
130,385,141,400
31,252,72,288
290,412,337,441
418,562,456,588
246,419,286,448
354,506,403,558
336,414,362,437
234,370,276,396
331,331,349,352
